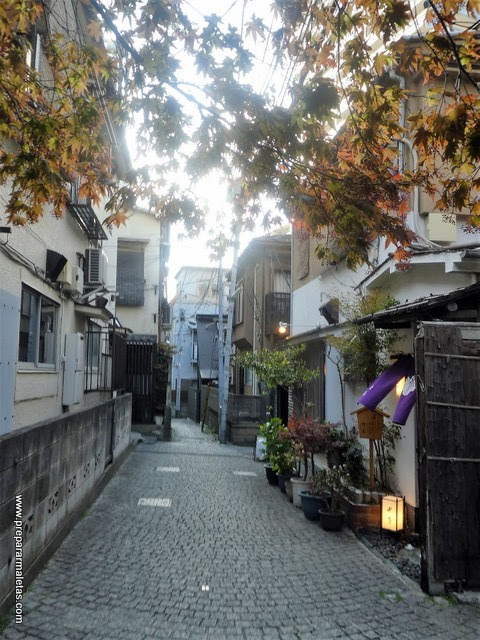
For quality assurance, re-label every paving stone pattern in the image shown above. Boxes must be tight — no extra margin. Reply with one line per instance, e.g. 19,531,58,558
3,419,480,640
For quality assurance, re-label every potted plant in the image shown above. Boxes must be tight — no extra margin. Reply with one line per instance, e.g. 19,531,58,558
285,478,294,502
315,465,353,531
272,447,298,494
288,417,338,507
299,472,331,521
258,417,287,486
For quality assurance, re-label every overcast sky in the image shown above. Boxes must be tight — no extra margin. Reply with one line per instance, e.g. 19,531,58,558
161,0,288,297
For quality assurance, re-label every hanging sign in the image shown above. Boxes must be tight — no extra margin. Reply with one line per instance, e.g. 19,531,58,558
351,406,389,440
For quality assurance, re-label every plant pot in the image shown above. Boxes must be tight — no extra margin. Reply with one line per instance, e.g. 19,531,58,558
290,477,312,508
285,480,293,502
277,472,295,494
299,492,329,521
264,464,279,486
318,509,345,531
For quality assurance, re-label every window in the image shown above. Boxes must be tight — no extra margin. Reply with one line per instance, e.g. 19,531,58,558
26,27,42,72
244,367,253,386
274,270,291,293
198,282,209,299
18,286,58,367
234,281,244,325
191,331,198,362
297,231,310,279
116,243,145,306
86,322,101,372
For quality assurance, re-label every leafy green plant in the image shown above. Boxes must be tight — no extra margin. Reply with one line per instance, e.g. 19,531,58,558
374,421,402,490
271,448,297,475
287,416,338,480
258,417,284,459
312,466,353,513
258,418,295,474
237,344,320,415
325,427,368,488
328,290,398,387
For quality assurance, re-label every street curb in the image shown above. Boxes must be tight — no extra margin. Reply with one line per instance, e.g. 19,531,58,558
352,530,425,596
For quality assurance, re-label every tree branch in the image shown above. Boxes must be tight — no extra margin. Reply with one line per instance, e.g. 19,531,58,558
426,0,479,92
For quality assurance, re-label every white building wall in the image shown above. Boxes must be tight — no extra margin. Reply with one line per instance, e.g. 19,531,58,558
103,209,165,336
1,194,115,430
291,244,480,510
291,279,323,334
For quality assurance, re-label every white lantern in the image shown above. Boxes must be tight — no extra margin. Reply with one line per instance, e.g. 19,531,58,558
382,495,404,532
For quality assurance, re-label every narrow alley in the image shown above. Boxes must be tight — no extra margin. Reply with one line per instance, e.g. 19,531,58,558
2,419,480,640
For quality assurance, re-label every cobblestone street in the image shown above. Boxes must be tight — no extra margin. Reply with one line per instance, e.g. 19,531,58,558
2,418,480,640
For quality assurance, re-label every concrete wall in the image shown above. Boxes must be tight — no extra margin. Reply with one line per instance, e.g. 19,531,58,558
0,394,132,613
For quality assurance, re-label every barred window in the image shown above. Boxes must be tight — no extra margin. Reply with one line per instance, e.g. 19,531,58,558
116,244,145,306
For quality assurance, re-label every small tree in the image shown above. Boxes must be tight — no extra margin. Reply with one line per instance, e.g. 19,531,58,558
236,344,319,415
328,290,401,489
328,290,398,387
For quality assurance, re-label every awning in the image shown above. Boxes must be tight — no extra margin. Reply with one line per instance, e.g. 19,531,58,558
67,202,108,240
358,354,416,425
356,281,480,329
74,303,113,322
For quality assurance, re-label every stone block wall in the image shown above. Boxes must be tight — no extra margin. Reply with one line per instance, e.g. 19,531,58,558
0,394,132,612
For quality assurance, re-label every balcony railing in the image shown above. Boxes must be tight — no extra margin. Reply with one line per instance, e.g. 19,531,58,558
264,292,290,335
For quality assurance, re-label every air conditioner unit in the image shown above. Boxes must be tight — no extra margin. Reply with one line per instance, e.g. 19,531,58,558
85,248,108,286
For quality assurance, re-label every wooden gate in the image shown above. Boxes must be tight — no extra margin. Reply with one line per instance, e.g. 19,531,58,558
416,322,480,594
126,337,157,424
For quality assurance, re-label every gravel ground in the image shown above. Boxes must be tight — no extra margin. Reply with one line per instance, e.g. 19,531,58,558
357,528,422,584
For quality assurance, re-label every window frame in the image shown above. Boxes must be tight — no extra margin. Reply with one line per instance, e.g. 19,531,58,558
18,285,58,371
234,280,244,325
116,241,145,306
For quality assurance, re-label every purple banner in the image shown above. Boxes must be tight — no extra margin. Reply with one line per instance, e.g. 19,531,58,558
392,375,416,425
358,355,415,410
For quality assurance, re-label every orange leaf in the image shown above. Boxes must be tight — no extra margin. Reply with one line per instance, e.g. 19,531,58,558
88,20,102,42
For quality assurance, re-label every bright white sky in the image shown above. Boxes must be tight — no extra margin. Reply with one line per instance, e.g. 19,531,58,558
148,0,291,298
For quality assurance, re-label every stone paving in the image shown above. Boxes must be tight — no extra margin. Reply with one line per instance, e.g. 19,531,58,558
2,418,480,640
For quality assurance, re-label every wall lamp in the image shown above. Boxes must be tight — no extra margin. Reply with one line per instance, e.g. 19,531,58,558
278,322,289,335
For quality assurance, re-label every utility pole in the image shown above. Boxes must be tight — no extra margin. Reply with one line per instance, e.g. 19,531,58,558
218,222,240,444
158,218,171,432
217,260,225,441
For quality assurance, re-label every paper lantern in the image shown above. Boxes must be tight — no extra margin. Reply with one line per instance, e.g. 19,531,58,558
382,495,404,532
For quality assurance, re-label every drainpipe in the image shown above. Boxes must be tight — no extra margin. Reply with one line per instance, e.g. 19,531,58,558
217,260,225,438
